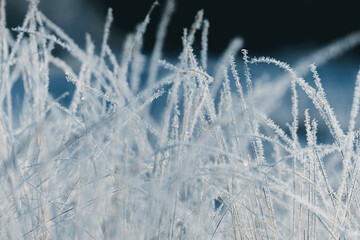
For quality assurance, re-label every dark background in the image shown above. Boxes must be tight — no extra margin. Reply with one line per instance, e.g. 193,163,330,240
6,0,360,55
88,0,360,54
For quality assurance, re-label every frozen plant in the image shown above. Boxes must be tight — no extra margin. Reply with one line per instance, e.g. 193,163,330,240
1,0,360,239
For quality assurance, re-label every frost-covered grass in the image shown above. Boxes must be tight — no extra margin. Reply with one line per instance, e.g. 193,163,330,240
2,0,360,239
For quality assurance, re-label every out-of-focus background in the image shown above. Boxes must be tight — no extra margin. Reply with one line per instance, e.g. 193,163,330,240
6,0,360,55
6,0,360,140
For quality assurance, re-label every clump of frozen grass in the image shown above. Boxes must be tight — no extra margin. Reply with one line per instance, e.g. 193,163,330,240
1,0,360,239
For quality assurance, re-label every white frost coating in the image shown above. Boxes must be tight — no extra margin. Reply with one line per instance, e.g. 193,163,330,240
0,0,360,239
